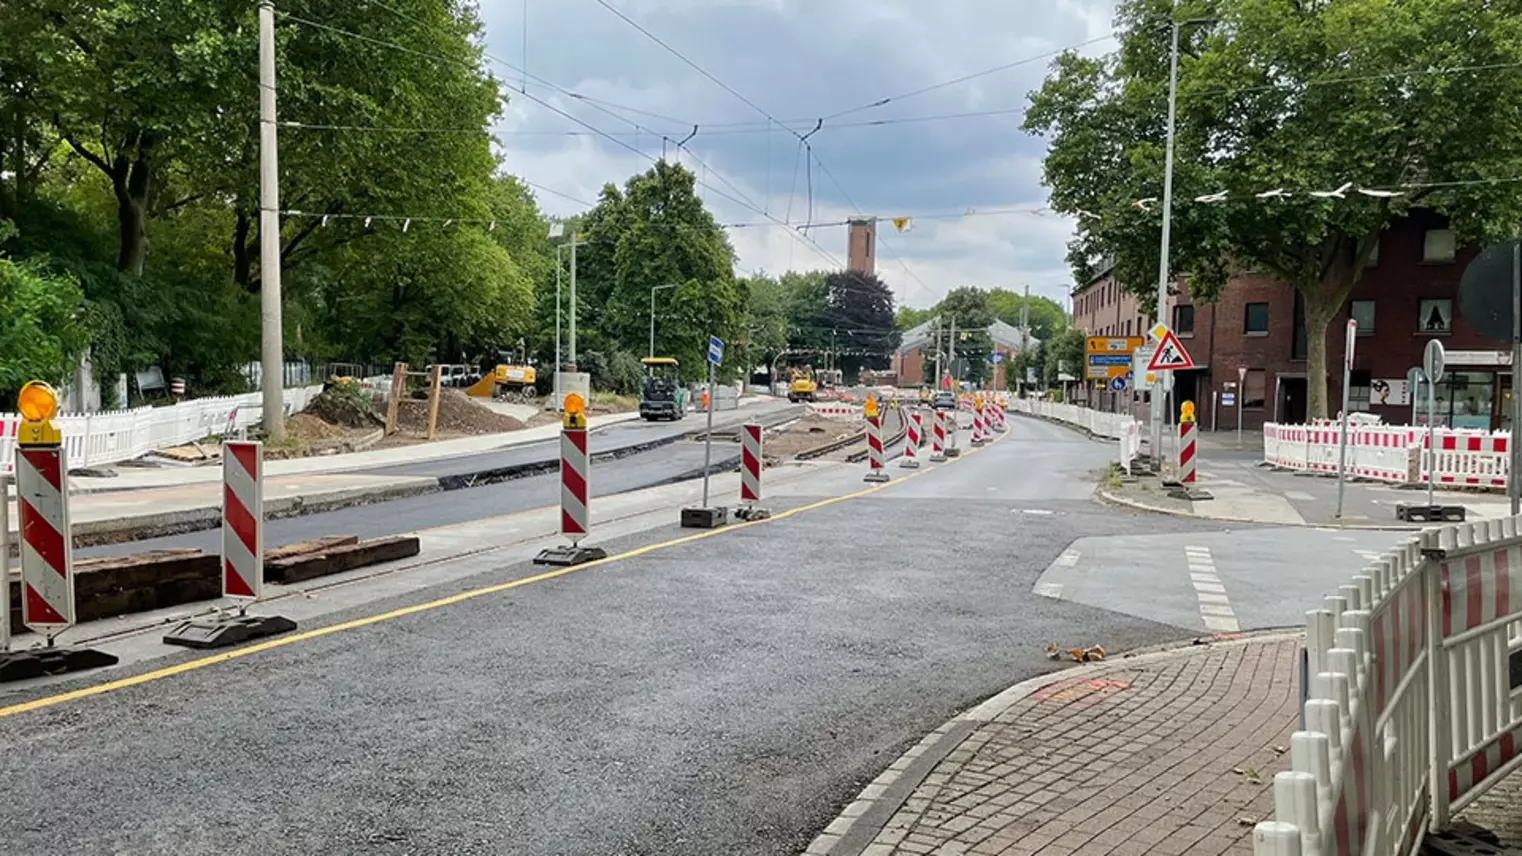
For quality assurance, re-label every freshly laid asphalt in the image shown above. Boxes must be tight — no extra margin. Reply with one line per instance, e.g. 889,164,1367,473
2,417,1224,855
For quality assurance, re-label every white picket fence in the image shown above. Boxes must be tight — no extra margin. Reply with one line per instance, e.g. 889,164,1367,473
1264,422,1511,489
1253,517,1522,856
0,385,324,476
1009,398,1142,472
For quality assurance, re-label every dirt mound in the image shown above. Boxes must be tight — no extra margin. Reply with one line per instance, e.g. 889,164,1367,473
765,413,864,458
307,386,382,428
391,389,525,435
286,412,350,442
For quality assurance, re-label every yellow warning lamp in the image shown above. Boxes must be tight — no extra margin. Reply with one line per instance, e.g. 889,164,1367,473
863,396,879,419
1180,400,1197,424
562,392,587,429
16,381,62,447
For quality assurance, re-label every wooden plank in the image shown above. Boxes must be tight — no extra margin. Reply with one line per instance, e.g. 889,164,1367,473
265,536,421,584
264,536,359,562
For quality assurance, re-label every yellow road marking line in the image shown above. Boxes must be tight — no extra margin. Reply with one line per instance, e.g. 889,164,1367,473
0,429,1003,719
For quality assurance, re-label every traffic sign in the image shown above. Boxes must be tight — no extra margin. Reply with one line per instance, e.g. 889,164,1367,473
1423,339,1446,384
707,335,725,366
1108,376,1128,392
1084,336,1143,380
1146,329,1196,372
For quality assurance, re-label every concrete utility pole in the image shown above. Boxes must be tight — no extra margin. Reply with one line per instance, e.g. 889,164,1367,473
569,237,579,368
257,1,285,440
948,315,957,389
1021,284,1031,394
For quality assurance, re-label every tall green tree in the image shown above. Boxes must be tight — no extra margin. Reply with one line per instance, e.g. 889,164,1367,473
938,286,995,384
987,289,1066,341
0,222,90,400
821,270,899,376
1026,0,1522,418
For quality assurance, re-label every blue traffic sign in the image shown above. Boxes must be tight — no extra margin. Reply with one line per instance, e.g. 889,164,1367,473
708,335,725,366
1087,354,1131,367
1109,376,1129,392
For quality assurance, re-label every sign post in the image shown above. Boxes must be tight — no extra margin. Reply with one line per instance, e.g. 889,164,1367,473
1335,319,1356,518
682,337,729,528
1236,365,1247,448
1424,340,1446,511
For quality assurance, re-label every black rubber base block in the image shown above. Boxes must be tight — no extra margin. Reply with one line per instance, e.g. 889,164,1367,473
680,506,729,529
1395,503,1466,522
162,614,298,649
532,545,609,567
0,646,120,683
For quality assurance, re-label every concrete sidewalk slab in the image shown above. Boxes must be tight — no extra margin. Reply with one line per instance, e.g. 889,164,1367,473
810,634,1303,856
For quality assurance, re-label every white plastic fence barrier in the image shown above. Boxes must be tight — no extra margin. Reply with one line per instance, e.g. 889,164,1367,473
1009,399,1141,468
1253,516,1522,856
0,385,323,476
1264,423,1514,490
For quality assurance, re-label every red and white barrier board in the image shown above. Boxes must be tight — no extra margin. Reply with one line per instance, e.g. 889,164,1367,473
1178,422,1197,484
900,410,921,468
561,423,590,540
222,441,264,600
864,414,888,482
929,409,946,462
740,422,762,504
17,447,75,634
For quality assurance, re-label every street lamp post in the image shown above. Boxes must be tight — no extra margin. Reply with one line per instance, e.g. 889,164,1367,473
1150,17,1213,470
650,284,676,358
548,223,586,407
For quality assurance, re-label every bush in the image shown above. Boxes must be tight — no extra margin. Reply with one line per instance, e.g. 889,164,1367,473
608,350,645,396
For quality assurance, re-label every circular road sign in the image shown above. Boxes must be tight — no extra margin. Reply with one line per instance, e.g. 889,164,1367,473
1423,339,1447,385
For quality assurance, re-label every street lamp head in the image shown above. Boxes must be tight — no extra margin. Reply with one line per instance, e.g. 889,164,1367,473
547,222,565,239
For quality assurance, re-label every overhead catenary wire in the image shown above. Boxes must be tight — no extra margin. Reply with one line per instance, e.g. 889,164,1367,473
278,8,845,270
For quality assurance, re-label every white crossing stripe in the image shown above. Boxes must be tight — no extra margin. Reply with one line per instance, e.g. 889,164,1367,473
1183,545,1240,633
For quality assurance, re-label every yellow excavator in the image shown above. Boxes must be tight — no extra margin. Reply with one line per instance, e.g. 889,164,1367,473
787,366,818,403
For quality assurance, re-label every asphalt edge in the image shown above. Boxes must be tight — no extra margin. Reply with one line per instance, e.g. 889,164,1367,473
1094,487,1425,532
806,629,1305,856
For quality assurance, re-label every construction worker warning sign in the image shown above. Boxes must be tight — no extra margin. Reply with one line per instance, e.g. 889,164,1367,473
1145,328,1196,372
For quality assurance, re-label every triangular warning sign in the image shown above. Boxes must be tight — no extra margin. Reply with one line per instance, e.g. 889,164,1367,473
1146,329,1196,371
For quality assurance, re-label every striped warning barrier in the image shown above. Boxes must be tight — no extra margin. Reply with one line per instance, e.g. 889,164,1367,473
900,410,921,469
561,420,590,540
740,422,762,505
1178,422,1197,484
971,401,987,446
222,441,264,600
17,446,75,636
929,409,947,462
863,413,889,483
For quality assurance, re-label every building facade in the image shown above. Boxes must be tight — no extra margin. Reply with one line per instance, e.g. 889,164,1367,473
1073,212,1507,430
894,318,1038,389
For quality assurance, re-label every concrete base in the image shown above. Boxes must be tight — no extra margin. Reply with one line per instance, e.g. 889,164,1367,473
162,614,297,649
863,471,890,483
970,438,986,447
898,458,920,469
0,645,120,683
681,506,729,529
1167,488,1213,501
928,453,947,462
734,505,772,522
1395,503,1467,523
945,448,962,458
533,544,610,566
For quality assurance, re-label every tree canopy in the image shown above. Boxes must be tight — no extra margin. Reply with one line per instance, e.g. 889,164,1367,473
1025,0,1522,417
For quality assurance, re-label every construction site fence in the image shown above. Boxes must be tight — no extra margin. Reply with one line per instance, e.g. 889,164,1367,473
1263,422,1511,490
0,385,325,477
1252,516,1522,856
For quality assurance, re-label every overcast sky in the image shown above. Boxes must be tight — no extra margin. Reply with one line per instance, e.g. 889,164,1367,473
477,0,1120,310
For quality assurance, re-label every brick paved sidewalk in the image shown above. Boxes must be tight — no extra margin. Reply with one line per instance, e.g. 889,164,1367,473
811,635,1304,856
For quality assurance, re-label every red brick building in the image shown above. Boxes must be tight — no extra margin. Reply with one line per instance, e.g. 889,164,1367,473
1073,212,1508,430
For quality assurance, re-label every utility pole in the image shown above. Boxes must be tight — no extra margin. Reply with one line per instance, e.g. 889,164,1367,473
1149,19,1184,469
932,315,943,388
948,315,957,389
257,1,285,441
569,236,579,368
1021,284,1031,394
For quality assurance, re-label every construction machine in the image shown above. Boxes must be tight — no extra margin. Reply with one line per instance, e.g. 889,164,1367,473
787,366,818,403
639,357,686,421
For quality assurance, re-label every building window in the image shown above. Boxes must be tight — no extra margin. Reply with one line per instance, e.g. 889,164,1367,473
1173,305,1195,336
1418,298,1452,334
1243,369,1266,408
1348,370,1372,412
1350,300,1375,335
1423,229,1456,263
1244,302,1269,335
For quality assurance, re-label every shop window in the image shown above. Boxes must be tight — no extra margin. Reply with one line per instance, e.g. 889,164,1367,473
1350,300,1375,335
1244,302,1269,335
1242,369,1266,408
1423,229,1456,263
1418,298,1452,334
1174,305,1196,336
1348,370,1371,412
